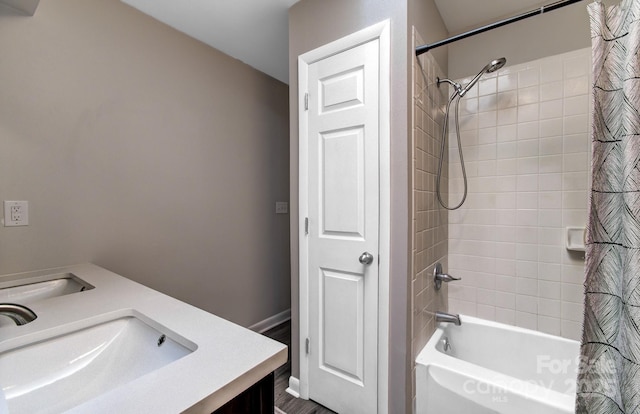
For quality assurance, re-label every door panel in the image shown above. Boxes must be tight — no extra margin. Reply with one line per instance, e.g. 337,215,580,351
320,267,364,383
320,67,365,112
320,127,365,238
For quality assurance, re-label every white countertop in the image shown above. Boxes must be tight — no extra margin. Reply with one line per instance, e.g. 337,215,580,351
0,263,288,413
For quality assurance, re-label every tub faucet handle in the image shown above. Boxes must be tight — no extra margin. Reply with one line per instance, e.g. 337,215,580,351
433,262,460,290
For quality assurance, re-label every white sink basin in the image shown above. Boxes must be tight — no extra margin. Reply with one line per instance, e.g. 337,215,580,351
0,314,196,414
0,273,94,304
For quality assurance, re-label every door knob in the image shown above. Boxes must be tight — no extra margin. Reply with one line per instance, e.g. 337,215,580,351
359,252,374,265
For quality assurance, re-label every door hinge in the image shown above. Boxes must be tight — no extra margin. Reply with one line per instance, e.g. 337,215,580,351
305,337,310,354
304,93,309,110
304,217,309,235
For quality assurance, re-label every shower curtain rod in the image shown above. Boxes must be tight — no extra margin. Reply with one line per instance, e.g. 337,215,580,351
415,0,585,56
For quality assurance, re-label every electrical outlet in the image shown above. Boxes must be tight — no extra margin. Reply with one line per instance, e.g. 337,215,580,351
275,201,288,214
4,201,29,226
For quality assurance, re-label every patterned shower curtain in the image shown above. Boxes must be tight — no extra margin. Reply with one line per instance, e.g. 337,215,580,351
576,1,640,413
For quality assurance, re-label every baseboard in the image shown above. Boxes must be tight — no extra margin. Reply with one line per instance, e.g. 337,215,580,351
285,376,300,398
248,308,291,333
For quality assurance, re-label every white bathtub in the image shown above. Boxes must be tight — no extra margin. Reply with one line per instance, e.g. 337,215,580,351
416,315,580,414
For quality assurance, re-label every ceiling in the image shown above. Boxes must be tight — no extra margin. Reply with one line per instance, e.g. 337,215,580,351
0,0,40,15
121,0,299,84
120,0,566,84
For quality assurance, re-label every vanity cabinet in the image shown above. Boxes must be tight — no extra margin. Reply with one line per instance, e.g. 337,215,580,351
213,373,275,414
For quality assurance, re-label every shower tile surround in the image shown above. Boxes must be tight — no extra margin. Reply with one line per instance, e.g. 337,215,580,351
411,29,448,403
447,48,590,341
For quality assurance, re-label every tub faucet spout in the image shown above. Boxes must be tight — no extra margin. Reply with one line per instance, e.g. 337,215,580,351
0,303,37,325
435,311,461,326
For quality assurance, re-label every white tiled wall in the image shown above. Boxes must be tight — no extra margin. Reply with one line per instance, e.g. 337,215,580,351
447,48,591,341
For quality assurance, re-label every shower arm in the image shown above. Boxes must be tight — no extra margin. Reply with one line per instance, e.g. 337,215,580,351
436,77,462,96
437,71,484,98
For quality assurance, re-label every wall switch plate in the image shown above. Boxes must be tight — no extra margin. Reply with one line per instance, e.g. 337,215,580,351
275,201,288,214
4,201,29,226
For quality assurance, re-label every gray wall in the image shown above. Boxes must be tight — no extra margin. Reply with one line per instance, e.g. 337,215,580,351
447,1,614,79
0,0,290,328
410,0,449,74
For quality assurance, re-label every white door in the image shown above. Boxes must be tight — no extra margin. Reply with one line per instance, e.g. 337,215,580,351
303,38,380,414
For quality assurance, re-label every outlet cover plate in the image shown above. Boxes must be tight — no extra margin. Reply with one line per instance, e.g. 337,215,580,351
4,201,29,226
275,201,288,214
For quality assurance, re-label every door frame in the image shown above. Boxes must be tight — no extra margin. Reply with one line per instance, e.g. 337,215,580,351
298,19,390,414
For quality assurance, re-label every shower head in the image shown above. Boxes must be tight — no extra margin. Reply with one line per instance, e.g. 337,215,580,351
486,57,507,73
458,57,507,97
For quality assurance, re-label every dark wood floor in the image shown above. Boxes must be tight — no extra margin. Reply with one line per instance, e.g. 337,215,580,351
262,321,336,414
